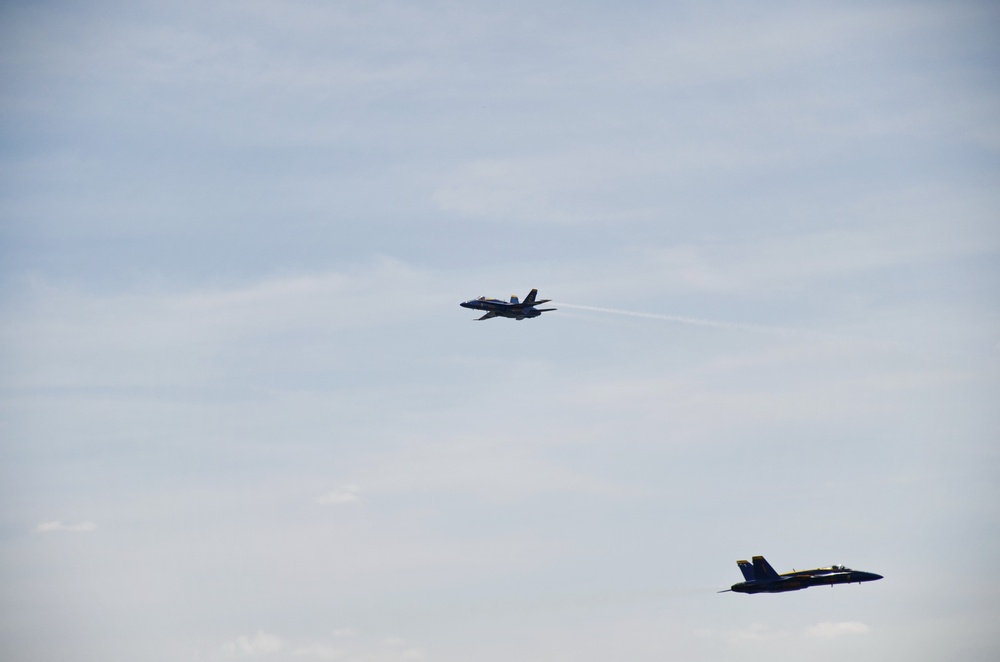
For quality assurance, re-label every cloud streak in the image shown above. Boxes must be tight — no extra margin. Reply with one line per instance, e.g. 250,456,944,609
35,521,96,534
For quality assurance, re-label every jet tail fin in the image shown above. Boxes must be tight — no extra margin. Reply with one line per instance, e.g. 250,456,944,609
510,295,520,304
523,289,539,305
737,560,755,582
752,556,780,581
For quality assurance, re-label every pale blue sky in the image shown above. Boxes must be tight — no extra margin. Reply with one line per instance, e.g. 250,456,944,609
2,1,999,661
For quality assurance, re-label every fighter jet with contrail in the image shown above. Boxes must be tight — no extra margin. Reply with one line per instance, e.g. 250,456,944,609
460,289,556,321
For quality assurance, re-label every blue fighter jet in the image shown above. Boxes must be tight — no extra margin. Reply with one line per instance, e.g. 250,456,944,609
723,556,883,594
460,289,556,321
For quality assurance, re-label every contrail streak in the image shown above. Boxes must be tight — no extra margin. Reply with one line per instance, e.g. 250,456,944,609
556,303,796,336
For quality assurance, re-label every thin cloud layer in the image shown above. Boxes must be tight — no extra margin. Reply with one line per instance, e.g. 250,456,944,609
1,1,997,661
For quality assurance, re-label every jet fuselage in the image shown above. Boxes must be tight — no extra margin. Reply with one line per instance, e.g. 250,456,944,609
460,297,545,319
731,567,883,593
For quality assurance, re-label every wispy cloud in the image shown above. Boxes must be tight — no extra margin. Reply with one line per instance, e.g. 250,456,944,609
316,485,361,506
35,521,96,534
725,623,789,643
292,644,344,658
221,630,421,661
351,436,638,502
633,202,1000,297
805,621,871,638
718,621,871,645
2,258,441,391
222,631,283,657
381,637,425,661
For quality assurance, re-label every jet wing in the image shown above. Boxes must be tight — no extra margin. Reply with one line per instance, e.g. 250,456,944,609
476,312,498,320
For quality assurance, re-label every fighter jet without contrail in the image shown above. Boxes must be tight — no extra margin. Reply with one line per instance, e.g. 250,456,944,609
723,556,883,594
460,289,556,321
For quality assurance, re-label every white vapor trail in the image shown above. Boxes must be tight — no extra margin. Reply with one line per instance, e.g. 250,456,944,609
556,303,796,336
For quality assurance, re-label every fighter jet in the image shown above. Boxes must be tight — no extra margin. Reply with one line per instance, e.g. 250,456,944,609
460,289,556,321
722,556,883,594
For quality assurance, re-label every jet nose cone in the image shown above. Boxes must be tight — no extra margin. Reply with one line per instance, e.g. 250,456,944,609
460,301,472,308
861,572,883,582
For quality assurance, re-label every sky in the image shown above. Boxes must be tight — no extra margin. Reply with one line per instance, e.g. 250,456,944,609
1,1,999,660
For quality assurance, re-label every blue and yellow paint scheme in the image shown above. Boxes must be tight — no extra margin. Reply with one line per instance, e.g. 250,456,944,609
724,556,883,594
460,288,556,321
